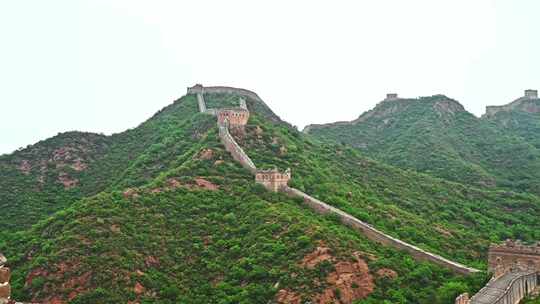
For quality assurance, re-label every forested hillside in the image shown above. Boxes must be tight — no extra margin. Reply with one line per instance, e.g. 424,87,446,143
1,91,539,303
306,95,540,194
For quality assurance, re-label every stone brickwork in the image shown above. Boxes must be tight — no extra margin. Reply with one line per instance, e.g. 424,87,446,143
456,240,540,304
187,84,264,104
468,270,538,304
281,187,480,275
255,168,291,192
385,93,399,101
455,293,469,304
217,108,249,127
488,240,540,275
218,120,257,174
485,89,540,117
0,253,10,304
525,89,538,99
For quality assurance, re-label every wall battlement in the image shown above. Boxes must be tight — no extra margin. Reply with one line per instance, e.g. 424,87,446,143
485,89,540,117
187,84,263,103
199,83,479,275
488,239,540,275
525,89,538,99
255,168,291,192
385,93,399,101
217,108,250,127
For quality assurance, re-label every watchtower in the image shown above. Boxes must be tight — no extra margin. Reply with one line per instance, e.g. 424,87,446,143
488,239,540,278
385,93,399,101
255,168,291,192
187,84,204,94
217,108,250,127
0,253,10,304
525,89,538,99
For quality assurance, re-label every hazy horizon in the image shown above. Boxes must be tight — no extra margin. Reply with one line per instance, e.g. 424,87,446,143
1,0,539,155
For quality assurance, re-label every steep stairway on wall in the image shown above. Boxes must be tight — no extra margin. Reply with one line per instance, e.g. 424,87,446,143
189,85,480,275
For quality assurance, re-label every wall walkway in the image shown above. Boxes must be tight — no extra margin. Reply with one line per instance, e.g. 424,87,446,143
218,120,257,174
282,187,479,275
469,271,538,304
189,85,481,276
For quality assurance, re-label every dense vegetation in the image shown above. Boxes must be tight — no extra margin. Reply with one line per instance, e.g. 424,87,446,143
307,95,540,195
1,92,538,303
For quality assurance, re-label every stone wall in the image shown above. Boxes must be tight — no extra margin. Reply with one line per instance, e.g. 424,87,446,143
187,84,264,103
217,109,249,127
484,89,540,117
0,253,10,304
525,89,538,99
455,293,469,304
488,240,540,274
255,168,291,192
385,93,399,100
195,84,480,276
469,270,538,304
218,120,257,174
281,187,480,275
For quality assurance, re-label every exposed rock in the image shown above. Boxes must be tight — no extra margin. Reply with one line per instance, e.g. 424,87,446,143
302,246,335,269
71,159,87,171
144,256,160,268
276,289,302,304
194,178,219,191
213,160,224,166
167,178,182,188
196,148,214,160
134,282,145,295
25,268,48,287
58,172,78,189
376,268,398,279
433,99,465,116
123,188,139,199
314,258,374,304
18,160,31,175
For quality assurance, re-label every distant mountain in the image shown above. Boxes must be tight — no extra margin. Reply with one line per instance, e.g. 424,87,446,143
306,92,540,194
2,88,539,303
484,90,540,150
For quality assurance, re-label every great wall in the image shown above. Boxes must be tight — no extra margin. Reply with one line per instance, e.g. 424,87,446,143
1,86,537,304
185,84,540,303
187,84,482,276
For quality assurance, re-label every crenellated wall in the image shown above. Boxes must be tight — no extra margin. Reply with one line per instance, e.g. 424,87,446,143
488,240,540,275
468,270,538,304
187,84,264,103
281,187,480,275
455,239,540,304
217,109,250,127
192,84,481,276
255,168,291,192
218,120,257,174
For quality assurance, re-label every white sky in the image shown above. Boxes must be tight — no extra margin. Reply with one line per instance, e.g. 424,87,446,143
1,0,539,155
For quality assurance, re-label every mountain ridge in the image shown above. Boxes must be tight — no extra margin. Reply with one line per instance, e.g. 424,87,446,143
2,86,539,303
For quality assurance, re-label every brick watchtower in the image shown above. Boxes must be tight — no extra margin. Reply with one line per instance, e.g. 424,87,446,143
525,89,538,99
385,93,399,101
255,168,291,192
217,108,250,127
488,239,540,278
0,253,10,304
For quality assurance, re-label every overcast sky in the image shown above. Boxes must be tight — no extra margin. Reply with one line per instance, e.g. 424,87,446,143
1,0,539,155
